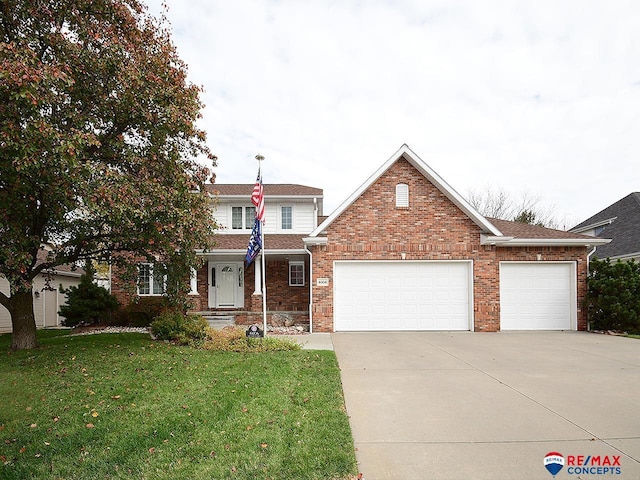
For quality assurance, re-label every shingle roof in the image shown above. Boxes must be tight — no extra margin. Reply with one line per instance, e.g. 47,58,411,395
206,184,323,196
571,193,640,259
488,218,595,240
212,234,307,250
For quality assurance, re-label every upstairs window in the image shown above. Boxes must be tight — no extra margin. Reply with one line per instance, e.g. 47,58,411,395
396,183,409,207
231,206,256,230
281,206,293,230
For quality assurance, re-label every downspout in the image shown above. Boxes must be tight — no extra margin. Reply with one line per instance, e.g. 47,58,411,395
304,245,313,334
586,246,597,332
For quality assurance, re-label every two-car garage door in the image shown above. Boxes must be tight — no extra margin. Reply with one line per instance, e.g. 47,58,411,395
333,260,576,331
334,261,472,331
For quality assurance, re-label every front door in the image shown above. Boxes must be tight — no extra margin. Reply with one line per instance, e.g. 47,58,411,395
208,262,244,308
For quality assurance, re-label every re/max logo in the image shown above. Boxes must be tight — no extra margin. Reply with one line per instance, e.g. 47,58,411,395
567,455,621,467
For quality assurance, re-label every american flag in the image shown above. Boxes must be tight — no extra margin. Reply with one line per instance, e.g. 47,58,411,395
251,168,264,221
245,217,262,266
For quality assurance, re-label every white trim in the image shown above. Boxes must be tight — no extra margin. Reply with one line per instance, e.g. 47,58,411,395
481,235,611,247
570,217,617,234
309,144,503,238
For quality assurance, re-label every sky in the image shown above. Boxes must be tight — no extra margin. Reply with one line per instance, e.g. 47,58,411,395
144,0,640,228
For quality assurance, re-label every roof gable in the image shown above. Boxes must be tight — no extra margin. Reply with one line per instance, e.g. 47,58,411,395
308,144,502,237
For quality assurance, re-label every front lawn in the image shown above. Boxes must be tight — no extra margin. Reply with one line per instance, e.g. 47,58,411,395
0,330,357,479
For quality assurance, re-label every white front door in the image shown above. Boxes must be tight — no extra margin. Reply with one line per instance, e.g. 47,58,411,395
208,262,244,308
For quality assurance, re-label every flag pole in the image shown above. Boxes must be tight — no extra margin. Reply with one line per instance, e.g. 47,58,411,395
255,154,267,335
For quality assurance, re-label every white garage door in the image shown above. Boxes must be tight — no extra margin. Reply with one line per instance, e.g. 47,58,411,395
333,261,471,331
500,262,576,330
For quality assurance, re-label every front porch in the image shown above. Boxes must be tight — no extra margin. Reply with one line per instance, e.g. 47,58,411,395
190,253,311,331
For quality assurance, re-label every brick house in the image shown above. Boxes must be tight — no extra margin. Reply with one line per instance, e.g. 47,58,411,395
113,144,608,332
302,144,608,332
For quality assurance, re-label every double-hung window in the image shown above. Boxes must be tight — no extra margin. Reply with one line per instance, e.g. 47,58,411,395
232,206,256,230
138,263,165,296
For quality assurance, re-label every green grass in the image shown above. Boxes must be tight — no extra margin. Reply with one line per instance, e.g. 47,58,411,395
0,330,357,479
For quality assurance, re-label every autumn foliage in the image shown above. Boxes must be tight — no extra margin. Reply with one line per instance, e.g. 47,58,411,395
0,0,217,349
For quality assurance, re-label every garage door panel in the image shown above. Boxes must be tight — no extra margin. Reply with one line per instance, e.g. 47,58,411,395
500,263,575,330
334,261,471,331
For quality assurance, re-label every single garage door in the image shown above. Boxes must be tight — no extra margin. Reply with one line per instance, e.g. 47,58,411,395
500,262,576,330
333,261,472,331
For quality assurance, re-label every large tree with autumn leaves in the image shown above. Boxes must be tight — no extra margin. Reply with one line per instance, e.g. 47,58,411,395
0,0,217,350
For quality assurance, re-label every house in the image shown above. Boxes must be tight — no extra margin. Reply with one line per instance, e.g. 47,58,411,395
113,144,609,332
302,144,608,332
0,249,84,332
570,192,640,262
111,183,324,330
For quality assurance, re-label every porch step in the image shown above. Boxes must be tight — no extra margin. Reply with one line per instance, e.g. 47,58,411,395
201,315,235,330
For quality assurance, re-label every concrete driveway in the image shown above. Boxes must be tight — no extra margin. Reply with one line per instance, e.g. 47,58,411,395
332,332,640,480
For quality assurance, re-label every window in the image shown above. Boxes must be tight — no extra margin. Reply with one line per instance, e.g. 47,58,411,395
289,262,305,286
396,183,409,207
231,206,256,230
281,206,292,230
138,263,165,296
245,207,254,229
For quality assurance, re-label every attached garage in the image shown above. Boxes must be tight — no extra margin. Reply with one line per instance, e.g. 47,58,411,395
499,262,576,330
333,261,472,331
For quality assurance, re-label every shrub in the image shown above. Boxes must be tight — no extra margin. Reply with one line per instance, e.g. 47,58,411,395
59,266,119,327
204,327,301,352
150,312,208,346
587,258,640,333
114,297,171,327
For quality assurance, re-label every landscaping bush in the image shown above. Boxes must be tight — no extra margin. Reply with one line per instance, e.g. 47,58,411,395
59,266,119,327
204,326,301,352
587,258,640,333
150,312,209,346
114,296,171,327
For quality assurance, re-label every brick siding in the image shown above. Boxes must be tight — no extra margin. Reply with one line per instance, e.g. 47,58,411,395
309,158,589,332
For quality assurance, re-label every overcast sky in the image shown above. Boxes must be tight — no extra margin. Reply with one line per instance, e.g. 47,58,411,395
144,0,639,228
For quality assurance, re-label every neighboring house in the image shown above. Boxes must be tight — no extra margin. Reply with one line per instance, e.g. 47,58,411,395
0,250,84,332
113,144,609,332
570,192,640,262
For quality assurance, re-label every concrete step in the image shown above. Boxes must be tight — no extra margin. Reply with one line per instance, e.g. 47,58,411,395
201,315,235,330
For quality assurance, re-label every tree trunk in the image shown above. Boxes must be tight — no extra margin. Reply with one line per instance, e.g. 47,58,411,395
10,289,39,350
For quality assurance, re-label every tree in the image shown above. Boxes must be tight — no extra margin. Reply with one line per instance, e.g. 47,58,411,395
0,0,217,350
467,187,562,228
58,262,119,327
587,258,640,333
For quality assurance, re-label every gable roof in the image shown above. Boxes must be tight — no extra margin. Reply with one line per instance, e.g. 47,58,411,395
571,192,640,259
307,144,502,238
206,184,323,197
303,144,610,248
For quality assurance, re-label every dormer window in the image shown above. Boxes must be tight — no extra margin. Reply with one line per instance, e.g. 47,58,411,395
396,183,409,207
